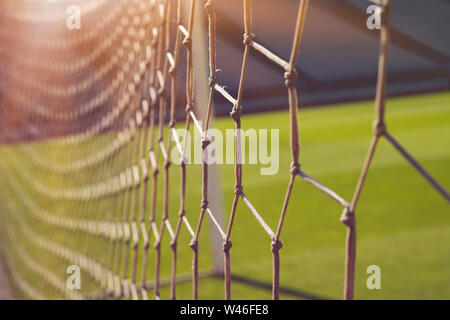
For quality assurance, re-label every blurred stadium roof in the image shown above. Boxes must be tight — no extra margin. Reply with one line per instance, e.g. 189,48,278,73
0,0,448,142
213,0,450,115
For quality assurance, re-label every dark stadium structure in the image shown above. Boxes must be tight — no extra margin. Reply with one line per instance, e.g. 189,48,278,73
0,0,448,142
213,0,449,114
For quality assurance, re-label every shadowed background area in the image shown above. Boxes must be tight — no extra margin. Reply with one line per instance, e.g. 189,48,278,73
212,0,450,113
1,0,449,142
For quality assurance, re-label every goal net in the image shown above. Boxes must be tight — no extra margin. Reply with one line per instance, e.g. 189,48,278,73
0,0,447,300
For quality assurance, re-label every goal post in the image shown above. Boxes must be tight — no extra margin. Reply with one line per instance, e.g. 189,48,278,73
190,0,226,276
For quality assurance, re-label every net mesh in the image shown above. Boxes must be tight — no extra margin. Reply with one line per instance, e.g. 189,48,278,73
0,0,448,300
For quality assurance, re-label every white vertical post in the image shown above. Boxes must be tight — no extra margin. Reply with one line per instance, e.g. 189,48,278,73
191,0,225,275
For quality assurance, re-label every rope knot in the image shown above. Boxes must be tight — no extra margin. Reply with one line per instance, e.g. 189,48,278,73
164,161,171,170
201,137,211,150
223,240,233,253
234,184,243,196
201,200,209,210
178,209,185,218
290,162,300,176
271,239,283,253
185,104,193,113
340,207,355,228
208,75,217,88
230,105,242,122
189,239,198,251
169,65,176,77
284,69,298,88
204,1,213,14
380,2,391,22
170,240,177,250
153,168,159,177
157,86,165,96
243,32,255,46
182,37,192,49
373,120,386,137
169,120,176,129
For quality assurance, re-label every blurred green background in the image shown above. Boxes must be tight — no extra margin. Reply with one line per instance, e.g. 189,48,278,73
2,91,448,300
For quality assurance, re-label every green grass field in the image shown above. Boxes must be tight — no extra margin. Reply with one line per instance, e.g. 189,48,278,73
168,91,450,300
1,91,449,300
